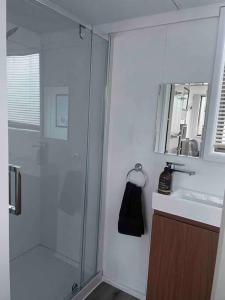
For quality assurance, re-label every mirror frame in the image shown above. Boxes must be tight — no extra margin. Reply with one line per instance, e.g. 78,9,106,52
154,82,209,158
204,7,225,163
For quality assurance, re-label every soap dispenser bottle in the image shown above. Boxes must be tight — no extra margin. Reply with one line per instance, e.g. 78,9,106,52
158,163,173,195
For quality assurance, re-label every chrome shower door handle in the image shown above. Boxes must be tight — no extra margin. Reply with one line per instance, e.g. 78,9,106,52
9,165,21,216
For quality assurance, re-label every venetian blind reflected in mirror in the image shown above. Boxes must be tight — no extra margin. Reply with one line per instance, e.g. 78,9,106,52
155,83,208,157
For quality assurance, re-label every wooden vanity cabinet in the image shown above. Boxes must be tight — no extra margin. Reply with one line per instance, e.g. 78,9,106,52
147,210,219,300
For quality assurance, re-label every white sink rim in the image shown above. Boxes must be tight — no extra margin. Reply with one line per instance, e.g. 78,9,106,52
173,188,223,208
152,191,223,228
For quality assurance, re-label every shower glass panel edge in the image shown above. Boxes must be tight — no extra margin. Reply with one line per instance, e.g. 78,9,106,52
80,32,109,289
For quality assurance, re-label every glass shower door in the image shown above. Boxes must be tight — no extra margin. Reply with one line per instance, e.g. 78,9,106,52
80,33,108,286
7,0,94,299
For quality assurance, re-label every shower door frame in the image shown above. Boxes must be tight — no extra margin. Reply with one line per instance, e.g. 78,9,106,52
0,0,10,299
74,35,111,300
0,0,110,298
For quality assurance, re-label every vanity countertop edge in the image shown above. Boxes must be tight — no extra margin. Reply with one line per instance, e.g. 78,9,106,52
152,192,222,228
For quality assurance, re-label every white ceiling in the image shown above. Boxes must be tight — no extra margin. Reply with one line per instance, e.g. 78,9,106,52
6,0,225,33
7,0,76,33
175,0,223,9
50,0,224,25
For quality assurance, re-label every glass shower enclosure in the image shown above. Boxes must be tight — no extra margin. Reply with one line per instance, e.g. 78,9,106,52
7,0,108,299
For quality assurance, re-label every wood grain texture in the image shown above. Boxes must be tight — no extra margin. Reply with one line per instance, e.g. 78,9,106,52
86,282,138,300
154,210,220,233
147,212,219,300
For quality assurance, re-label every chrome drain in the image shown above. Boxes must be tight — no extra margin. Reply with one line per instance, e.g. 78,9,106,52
63,282,79,300
72,282,79,294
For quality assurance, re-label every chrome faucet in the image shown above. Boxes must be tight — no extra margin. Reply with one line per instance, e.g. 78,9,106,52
166,162,196,176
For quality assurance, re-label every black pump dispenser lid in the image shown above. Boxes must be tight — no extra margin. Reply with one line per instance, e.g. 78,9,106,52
165,162,174,173
166,162,172,169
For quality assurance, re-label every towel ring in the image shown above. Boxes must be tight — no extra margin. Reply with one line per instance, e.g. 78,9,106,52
126,163,147,188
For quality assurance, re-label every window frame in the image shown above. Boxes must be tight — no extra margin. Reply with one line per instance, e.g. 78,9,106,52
204,7,225,163
197,95,207,137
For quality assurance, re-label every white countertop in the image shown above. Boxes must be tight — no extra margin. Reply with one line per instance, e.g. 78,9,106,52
152,189,223,228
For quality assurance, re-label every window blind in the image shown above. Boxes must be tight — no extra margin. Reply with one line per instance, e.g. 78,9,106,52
7,53,40,128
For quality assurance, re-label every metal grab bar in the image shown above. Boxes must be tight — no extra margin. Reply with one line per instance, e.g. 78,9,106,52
9,164,21,216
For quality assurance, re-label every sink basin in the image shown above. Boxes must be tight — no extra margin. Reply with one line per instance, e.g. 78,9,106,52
152,189,223,227
173,189,223,208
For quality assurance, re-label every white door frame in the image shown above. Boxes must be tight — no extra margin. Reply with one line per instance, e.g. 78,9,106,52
0,0,10,299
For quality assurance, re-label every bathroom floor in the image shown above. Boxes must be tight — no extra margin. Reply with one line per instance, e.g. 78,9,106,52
86,282,138,300
10,246,138,300
10,246,80,300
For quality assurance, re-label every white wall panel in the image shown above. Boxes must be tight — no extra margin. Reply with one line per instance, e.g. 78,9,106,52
103,17,222,298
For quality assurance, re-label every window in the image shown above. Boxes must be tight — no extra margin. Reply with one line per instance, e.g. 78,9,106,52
197,96,207,136
214,70,225,152
7,53,40,129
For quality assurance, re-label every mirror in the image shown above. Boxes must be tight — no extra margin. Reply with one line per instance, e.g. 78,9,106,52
155,83,208,157
44,87,69,141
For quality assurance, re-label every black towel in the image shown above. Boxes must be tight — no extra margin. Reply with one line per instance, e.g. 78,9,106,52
118,182,144,237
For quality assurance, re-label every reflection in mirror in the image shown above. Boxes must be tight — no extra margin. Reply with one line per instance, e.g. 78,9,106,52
155,83,208,157
44,87,69,140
